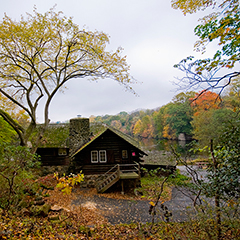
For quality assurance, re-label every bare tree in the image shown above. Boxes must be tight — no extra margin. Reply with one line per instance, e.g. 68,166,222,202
172,0,240,97
174,57,240,97
0,8,134,152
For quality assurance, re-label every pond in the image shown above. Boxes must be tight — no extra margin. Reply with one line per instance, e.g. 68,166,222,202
137,138,200,166
139,138,193,155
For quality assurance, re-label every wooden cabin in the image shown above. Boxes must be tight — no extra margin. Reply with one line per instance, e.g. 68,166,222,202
37,118,147,193
71,127,146,173
69,120,147,193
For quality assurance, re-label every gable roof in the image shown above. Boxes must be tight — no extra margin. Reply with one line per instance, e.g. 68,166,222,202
71,126,147,158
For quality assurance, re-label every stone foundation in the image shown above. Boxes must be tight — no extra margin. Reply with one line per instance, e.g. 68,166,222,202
78,175,98,188
41,166,69,176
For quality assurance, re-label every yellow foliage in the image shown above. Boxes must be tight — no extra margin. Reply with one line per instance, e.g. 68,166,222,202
54,172,84,195
162,124,176,139
133,119,142,136
149,201,155,206
171,0,215,15
0,7,134,147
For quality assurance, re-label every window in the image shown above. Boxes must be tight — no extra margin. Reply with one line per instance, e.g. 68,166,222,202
99,150,107,163
122,150,128,159
58,148,67,156
91,151,98,163
91,150,107,163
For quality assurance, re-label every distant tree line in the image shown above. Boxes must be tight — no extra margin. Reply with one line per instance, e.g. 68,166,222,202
90,78,240,147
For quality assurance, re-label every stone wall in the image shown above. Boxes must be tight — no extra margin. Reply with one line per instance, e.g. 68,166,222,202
69,118,90,156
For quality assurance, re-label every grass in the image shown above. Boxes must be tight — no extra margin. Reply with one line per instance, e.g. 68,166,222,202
137,169,192,202
139,175,172,201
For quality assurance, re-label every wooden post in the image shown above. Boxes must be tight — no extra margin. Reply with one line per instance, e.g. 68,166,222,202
121,180,124,195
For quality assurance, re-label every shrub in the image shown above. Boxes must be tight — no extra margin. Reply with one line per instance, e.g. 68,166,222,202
0,143,40,212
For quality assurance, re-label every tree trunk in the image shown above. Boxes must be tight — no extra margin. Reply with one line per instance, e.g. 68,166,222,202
210,139,221,240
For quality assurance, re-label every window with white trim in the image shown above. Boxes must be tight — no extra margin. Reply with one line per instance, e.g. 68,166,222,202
91,151,98,163
91,150,107,163
99,150,107,163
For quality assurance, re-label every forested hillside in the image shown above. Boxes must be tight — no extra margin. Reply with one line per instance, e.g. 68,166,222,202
90,84,240,146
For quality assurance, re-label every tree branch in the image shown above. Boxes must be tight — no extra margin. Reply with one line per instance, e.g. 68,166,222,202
0,109,25,145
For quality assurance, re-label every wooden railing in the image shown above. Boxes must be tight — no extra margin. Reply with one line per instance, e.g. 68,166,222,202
95,163,140,193
96,164,120,193
119,163,140,175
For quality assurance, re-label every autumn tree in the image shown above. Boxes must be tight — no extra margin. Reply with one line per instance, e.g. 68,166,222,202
172,2,240,237
133,115,154,138
190,90,222,145
110,120,122,130
133,119,143,137
154,92,195,140
172,0,240,95
190,90,221,112
0,8,134,152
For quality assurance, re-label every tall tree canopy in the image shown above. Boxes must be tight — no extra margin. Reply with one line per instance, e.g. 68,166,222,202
172,0,240,95
0,8,134,151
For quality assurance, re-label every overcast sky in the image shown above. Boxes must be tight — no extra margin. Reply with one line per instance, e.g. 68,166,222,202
1,0,214,122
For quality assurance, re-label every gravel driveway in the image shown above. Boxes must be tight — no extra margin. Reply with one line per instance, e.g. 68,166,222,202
72,187,197,225
72,166,209,224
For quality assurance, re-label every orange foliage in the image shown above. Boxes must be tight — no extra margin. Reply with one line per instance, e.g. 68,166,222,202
190,90,221,114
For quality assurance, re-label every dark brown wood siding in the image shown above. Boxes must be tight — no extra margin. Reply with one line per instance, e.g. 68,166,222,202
36,148,70,166
74,129,141,166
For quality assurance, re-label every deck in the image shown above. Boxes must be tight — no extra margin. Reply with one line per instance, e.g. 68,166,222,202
120,171,139,179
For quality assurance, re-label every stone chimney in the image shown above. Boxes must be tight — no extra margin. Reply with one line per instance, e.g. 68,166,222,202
69,117,90,155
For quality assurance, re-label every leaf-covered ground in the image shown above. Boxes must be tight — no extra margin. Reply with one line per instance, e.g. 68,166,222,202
1,210,239,239
0,176,239,239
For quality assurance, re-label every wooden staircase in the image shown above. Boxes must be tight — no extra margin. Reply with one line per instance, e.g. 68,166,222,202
96,163,141,193
96,164,120,193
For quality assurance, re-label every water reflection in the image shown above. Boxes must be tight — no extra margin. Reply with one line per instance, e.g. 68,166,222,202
138,138,193,156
